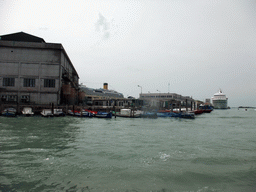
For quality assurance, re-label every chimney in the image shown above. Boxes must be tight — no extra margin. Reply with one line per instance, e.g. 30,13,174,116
103,83,108,90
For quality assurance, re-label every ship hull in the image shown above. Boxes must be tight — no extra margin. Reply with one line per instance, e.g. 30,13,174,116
212,100,228,109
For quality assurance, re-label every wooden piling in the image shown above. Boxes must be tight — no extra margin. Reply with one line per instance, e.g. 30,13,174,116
51,103,54,114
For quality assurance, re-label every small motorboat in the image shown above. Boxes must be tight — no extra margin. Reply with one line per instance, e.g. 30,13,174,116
41,109,54,117
193,109,204,115
84,109,97,116
81,110,93,117
157,112,181,117
68,110,93,117
53,109,65,117
180,112,195,119
1,108,17,117
22,107,34,116
141,112,158,119
116,109,141,118
199,104,213,113
95,111,112,118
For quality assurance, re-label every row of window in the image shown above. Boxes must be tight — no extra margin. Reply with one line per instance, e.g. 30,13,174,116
2,78,56,88
141,95,182,98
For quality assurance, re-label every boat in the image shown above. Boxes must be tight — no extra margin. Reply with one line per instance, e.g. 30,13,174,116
53,109,65,117
157,111,181,117
212,89,228,109
157,111,195,118
116,109,141,118
198,104,213,113
67,109,93,117
84,109,97,116
95,111,112,118
68,110,79,116
41,109,54,117
193,109,204,115
157,111,175,117
22,107,34,116
141,112,158,119
180,112,195,119
1,108,17,117
81,110,93,117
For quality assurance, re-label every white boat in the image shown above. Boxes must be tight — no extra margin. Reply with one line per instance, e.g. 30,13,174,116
41,109,54,117
211,89,228,109
116,109,141,118
22,107,34,116
53,109,65,116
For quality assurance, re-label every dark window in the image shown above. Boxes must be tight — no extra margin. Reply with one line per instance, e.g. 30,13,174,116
44,79,55,88
3,78,15,86
24,78,35,87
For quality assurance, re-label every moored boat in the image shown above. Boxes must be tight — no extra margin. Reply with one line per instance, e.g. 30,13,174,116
180,112,195,119
199,104,213,113
193,109,204,115
81,110,93,117
22,107,34,116
67,110,93,117
95,111,112,118
157,112,176,117
53,109,65,117
1,108,17,117
116,109,141,118
141,112,158,119
41,109,54,117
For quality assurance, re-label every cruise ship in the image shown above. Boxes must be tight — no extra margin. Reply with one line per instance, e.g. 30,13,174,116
211,89,228,109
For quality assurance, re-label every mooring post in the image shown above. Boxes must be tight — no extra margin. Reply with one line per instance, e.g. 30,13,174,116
51,103,54,115
17,102,20,115
114,100,117,118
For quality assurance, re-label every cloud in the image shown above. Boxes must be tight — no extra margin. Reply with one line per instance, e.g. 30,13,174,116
95,13,111,40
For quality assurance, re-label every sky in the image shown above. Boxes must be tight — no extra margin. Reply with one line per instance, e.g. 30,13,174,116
1,0,256,107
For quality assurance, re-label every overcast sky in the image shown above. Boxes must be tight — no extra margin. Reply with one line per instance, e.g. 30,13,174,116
1,0,256,107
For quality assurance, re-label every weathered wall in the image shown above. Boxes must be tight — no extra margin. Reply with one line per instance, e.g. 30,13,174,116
0,43,61,105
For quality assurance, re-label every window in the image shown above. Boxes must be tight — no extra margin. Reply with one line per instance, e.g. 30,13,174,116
24,78,35,87
3,78,15,86
44,79,55,88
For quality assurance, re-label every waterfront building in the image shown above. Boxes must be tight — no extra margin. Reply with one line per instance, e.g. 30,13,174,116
79,83,143,112
79,83,124,103
0,32,79,105
139,92,194,110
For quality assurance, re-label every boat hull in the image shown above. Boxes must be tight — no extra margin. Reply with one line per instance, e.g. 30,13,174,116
1,108,17,117
95,112,112,118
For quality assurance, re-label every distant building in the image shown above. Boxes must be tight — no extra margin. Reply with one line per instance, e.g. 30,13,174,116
205,98,211,103
0,32,79,105
140,92,194,109
78,83,144,111
79,83,124,105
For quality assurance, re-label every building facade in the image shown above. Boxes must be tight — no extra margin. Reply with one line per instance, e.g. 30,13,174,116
140,92,195,110
0,32,79,105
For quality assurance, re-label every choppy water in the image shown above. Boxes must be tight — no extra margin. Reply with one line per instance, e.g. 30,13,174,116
0,108,256,192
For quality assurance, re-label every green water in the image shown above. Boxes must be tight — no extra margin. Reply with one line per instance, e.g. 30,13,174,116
0,108,256,191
